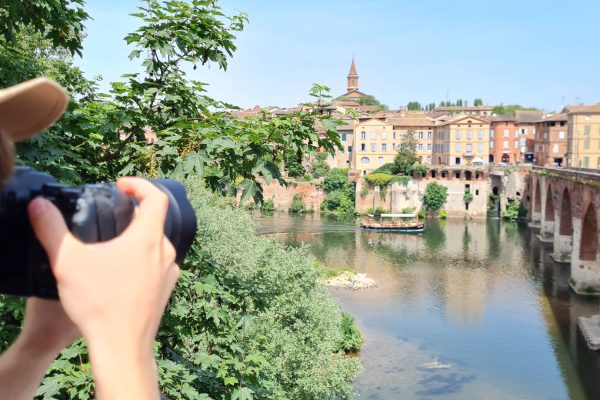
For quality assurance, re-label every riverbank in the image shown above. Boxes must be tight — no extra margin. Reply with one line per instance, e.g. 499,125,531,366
324,271,378,290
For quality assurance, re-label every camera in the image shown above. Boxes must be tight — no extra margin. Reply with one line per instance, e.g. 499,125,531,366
0,167,197,299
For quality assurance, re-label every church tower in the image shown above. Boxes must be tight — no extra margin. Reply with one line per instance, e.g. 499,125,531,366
347,57,359,91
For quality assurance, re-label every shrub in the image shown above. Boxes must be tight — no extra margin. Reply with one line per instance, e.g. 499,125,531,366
401,207,416,214
463,191,474,203
423,182,448,212
322,191,355,215
335,313,363,353
418,209,426,219
438,209,448,219
365,173,392,187
289,194,306,214
262,198,275,212
371,163,394,175
366,206,386,217
322,168,351,193
303,173,313,181
391,175,411,186
311,153,330,178
503,198,527,221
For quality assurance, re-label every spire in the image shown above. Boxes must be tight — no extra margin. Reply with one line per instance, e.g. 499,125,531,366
347,57,359,91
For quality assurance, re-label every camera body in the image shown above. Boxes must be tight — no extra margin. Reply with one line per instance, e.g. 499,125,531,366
0,167,197,299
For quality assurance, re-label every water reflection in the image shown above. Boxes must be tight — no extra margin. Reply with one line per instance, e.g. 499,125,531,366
255,213,600,400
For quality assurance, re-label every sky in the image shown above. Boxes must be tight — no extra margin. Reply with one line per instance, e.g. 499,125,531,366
78,0,600,112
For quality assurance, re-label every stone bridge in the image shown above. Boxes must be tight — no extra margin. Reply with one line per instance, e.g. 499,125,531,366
528,166,600,295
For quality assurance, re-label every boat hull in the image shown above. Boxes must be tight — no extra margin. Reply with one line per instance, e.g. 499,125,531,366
360,223,425,233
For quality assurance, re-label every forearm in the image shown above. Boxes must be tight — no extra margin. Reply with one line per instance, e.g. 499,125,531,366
87,336,160,400
0,334,59,400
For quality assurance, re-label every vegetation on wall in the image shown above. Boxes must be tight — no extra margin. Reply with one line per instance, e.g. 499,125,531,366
423,182,448,213
321,169,355,215
288,194,307,214
503,198,527,222
391,128,423,176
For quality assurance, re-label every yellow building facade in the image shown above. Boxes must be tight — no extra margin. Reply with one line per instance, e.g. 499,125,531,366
565,105,600,169
432,115,491,166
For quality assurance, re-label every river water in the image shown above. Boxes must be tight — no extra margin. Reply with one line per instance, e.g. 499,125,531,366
255,213,600,400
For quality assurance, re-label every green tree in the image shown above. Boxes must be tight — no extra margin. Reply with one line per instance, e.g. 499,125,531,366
493,104,540,115
391,128,419,175
356,95,380,106
473,98,483,106
406,101,422,111
423,182,448,212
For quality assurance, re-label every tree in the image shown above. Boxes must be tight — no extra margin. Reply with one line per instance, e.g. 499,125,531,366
406,101,422,111
473,98,483,106
493,104,540,115
423,182,448,212
391,128,419,175
357,95,380,106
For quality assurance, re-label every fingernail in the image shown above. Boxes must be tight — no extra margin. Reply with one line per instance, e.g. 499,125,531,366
29,198,48,219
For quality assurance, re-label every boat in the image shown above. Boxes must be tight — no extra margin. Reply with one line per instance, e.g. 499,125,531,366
360,213,425,233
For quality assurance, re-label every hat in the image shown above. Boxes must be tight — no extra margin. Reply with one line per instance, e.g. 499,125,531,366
0,77,68,142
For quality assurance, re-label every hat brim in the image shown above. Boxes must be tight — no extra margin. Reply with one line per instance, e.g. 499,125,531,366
0,78,68,142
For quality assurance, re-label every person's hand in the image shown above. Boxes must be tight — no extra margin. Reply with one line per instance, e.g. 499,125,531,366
27,177,180,400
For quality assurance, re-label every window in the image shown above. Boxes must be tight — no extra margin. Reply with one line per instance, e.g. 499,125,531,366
503,141,509,149
371,132,376,140
585,115,591,121
585,125,591,136
490,129,495,138
466,143,473,153
583,156,589,168
392,131,397,139
467,131,472,140
455,143,462,152
361,132,366,140
503,129,509,137
418,143,423,151
361,157,370,165
426,156,431,164
544,132,548,139
478,143,484,152
490,141,494,148
455,157,461,165
455,131,461,140
418,131,424,139
381,143,387,151
520,138,526,146
553,144,558,154
522,128,526,135
371,143,376,152
427,143,431,150
514,141,518,148
428,132,432,139
360,143,366,151
515,130,519,137
341,133,347,141
377,156,384,166
584,139,590,150
559,131,565,139
381,131,387,140
478,131,483,140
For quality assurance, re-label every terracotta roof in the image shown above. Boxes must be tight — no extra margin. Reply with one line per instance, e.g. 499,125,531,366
387,118,435,128
434,106,494,111
515,110,544,123
563,104,600,114
543,113,568,122
348,57,358,77
491,114,515,122
437,114,490,126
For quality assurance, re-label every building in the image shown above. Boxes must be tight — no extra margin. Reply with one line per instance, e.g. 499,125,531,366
352,119,394,174
433,106,494,117
432,115,491,166
335,58,369,106
388,118,435,165
564,104,600,169
489,110,542,164
329,118,355,168
534,113,568,167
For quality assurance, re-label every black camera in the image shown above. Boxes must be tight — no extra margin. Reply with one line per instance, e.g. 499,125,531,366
0,167,197,299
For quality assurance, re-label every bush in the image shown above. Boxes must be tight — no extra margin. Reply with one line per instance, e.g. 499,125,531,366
335,313,363,353
366,206,386,217
423,182,448,212
503,198,527,221
322,168,350,193
401,207,415,214
311,153,330,178
320,169,355,215
262,198,275,212
289,194,306,214
418,209,426,219
371,163,395,175
463,191,474,203
303,173,313,181
322,191,355,215
365,173,392,187
438,209,448,219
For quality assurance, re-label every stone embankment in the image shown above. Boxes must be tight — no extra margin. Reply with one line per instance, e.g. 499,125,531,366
324,272,378,290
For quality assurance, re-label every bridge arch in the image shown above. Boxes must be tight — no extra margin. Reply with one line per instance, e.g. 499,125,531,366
559,188,572,236
534,179,542,214
580,203,598,261
545,184,554,222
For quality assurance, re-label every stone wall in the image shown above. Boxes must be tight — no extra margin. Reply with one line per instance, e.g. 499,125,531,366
260,180,324,211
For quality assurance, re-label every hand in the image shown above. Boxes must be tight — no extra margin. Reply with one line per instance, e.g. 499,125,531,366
27,177,180,400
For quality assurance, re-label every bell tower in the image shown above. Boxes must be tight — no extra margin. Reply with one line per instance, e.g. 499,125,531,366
347,57,359,91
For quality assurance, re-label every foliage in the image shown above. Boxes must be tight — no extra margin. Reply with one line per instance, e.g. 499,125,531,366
356,95,380,106
437,209,448,219
309,152,330,179
302,174,312,181
493,104,540,115
413,163,426,176
288,194,307,214
391,129,420,176
321,169,354,215
418,209,426,219
335,313,363,354
322,191,355,215
371,163,394,175
284,153,306,178
406,101,422,111
35,180,362,398
261,198,275,212
0,0,89,56
463,191,474,203
401,207,416,214
365,206,386,218
391,175,411,186
322,168,350,193
503,198,527,221
423,182,448,212
473,98,484,106
364,173,392,187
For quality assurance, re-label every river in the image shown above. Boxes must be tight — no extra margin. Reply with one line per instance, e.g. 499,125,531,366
255,213,600,400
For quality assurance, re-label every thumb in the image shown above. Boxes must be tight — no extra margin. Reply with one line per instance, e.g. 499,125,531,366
28,198,73,265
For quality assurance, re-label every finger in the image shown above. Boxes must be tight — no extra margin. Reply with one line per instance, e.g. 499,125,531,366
116,177,169,235
28,198,76,268
162,236,176,265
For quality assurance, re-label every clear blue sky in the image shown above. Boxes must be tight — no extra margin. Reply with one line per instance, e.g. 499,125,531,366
78,0,600,112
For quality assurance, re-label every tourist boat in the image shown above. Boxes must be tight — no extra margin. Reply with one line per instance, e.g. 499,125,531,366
360,213,425,233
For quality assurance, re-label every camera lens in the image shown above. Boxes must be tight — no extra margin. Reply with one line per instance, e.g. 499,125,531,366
150,179,197,264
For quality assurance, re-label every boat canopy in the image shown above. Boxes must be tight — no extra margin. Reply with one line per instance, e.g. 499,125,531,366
380,213,416,218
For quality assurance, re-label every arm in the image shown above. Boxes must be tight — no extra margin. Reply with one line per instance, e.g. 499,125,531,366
28,177,179,399
0,299,80,400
